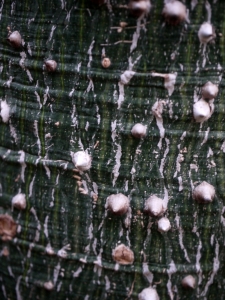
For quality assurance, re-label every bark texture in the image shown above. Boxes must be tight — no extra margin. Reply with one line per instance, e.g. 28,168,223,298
0,0,225,299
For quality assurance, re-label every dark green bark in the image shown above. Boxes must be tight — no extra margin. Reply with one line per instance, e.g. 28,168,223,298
0,0,225,299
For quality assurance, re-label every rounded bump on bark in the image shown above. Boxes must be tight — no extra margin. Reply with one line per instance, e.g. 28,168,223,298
138,287,160,300
106,193,129,215
131,123,146,138
193,99,211,123
72,151,92,171
201,82,218,100
128,0,151,18
193,181,215,204
144,195,164,217
158,217,171,233
181,275,196,289
44,60,57,72
112,244,134,265
162,1,187,25
198,22,216,44
0,215,17,241
7,31,22,48
12,193,26,210
101,57,111,68
43,281,54,291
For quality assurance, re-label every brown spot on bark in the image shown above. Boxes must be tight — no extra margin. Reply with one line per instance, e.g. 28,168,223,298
112,244,134,265
0,215,17,241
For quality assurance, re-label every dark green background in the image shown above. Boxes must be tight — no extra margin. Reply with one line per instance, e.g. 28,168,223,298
0,0,225,299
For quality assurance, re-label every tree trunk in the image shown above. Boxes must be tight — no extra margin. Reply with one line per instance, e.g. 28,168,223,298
0,0,224,299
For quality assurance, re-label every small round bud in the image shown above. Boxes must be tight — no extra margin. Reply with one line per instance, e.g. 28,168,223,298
8,31,22,48
72,151,91,171
201,82,218,100
131,123,146,138
138,287,159,300
181,275,196,289
12,193,26,210
101,57,111,68
106,193,129,215
112,244,134,265
158,217,171,233
0,215,17,241
44,60,57,72
193,99,211,123
198,22,216,44
193,181,215,204
128,0,151,18
44,281,54,291
144,195,164,217
162,1,187,25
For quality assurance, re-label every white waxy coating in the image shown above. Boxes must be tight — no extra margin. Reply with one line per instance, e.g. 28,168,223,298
12,193,26,210
8,31,22,48
131,123,147,138
181,275,196,289
120,70,135,85
193,99,211,123
201,82,218,100
144,195,164,217
72,151,91,171
112,244,134,265
45,60,57,72
138,287,160,300
198,22,216,44
158,217,171,233
162,1,187,25
106,193,129,215
0,101,10,123
128,0,151,17
193,181,215,204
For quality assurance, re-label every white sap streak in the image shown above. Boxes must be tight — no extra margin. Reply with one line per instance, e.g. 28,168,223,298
130,18,141,52
53,262,61,285
163,186,169,209
4,76,13,87
8,266,15,277
201,127,210,145
105,276,110,290
221,207,225,227
178,176,183,191
27,42,32,56
73,267,82,278
35,91,42,109
44,215,49,238
85,121,89,131
34,120,41,156
26,69,33,82
87,40,95,68
191,0,198,10
0,0,4,20
173,153,184,178
151,73,177,96
43,163,51,179
57,281,62,292
43,86,49,105
221,141,225,153
117,82,124,109
196,232,203,287
29,174,36,197
0,183,2,197
159,138,170,177
112,144,122,187
19,52,33,82
16,276,22,300
96,104,101,124
18,150,26,182
167,260,177,300
142,262,153,284
48,25,56,42
1,282,6,298
152,100,165,149
205,0,211,23
65,7,73,22
175,214,190,262
77,62,82,72
0,100,10,122
85,78,94,94
30,207,41,242
201,241,220,296
111,120,117,142
69,88,74,97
